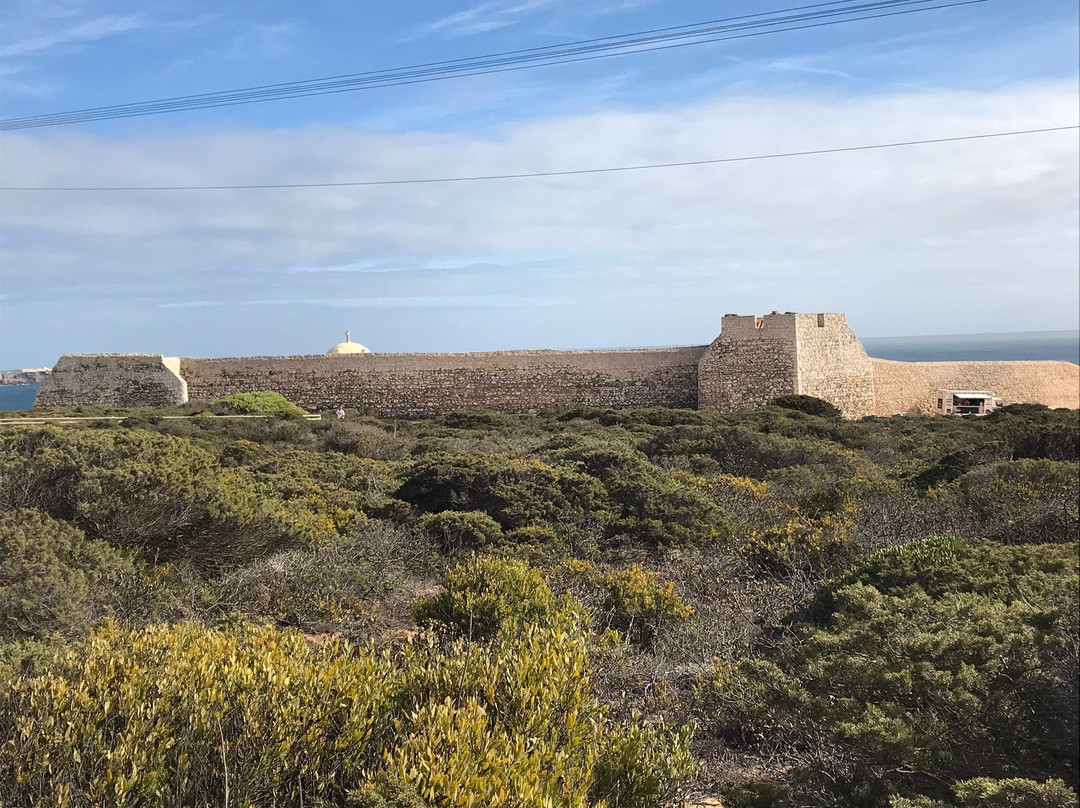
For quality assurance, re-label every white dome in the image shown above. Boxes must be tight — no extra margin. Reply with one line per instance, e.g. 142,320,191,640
326,331,371,355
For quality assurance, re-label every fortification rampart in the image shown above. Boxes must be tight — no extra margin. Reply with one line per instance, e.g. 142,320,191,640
698,313,799,413
872,359,1080,415
32,313,1079,417
36,354,188,408
180,347,704,418
795,314,876,417
698,312,876,417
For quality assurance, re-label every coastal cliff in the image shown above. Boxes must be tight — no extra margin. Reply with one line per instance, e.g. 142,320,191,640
0,368,51,386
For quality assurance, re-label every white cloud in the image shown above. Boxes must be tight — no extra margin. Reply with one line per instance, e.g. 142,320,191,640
414,0,563,38
224,22,294,62
158,294,574,309
1,80,1077,360
0,14,146,59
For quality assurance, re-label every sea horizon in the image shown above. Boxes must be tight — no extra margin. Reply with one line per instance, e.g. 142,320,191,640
862,329,1079,364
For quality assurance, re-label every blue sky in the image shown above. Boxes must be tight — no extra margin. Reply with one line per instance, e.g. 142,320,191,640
1,0,1078,367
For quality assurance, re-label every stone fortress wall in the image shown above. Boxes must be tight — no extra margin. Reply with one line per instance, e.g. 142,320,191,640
179,347,703,419
35,312,1080,417
698,314,799,412
871,358,1080,415
795,313,877,417
696,312,877,417
40,353,187,408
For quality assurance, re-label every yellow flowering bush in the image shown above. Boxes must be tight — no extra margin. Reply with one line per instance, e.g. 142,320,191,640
0,615,697,807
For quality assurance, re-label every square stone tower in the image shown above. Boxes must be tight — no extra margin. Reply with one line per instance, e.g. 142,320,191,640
697,312,875,418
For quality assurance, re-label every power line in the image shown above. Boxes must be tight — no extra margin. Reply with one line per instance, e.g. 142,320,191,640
2,125,1072,192
0,1,979,129
0,0,984,131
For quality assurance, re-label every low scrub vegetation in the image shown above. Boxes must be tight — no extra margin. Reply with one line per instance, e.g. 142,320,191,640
214,390,308,416
0,399,1076,806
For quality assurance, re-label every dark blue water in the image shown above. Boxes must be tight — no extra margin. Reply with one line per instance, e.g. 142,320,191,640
0,384,39,412
863,330,1079,363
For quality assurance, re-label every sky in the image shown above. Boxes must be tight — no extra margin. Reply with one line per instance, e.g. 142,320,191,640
1,0,1078,368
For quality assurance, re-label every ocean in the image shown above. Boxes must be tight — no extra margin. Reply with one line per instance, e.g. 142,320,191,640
0,384,39,412
0,331,1076,412
862,330,1079,364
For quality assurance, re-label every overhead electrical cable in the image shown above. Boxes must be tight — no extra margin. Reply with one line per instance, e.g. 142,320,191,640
0,0,984,131
2,125,1072,192
0,0,980,129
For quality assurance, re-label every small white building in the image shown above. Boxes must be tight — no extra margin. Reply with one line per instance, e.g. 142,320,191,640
935,390,1004,416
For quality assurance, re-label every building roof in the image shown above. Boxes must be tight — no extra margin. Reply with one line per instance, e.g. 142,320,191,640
942,390,995,399
326,331,371,355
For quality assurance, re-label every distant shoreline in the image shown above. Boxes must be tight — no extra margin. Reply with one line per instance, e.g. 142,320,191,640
0,369,50,386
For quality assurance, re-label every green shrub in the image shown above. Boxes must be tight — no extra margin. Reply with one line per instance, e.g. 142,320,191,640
807,534,1074,621
554,445,730,551
720,782,796,808
215,546,375,632
417,510,502,553
0,427,335,568
987,405,1079,463
941,460,1079,545
229,443,393,520
891,778,1078,808
698,540,1080,804
414,555,559,640
0,619,699,807
639,424,861,481
695,657,812,749
593,564,695,647
890,797,951,808
591,717,698,807
215,390,307,416
348,778,431,807
0,509,138,642
396,451,607,531
0,637,66,683
952,778,1077,807
502,523,566,555
771,394,842,419
321,421,409,459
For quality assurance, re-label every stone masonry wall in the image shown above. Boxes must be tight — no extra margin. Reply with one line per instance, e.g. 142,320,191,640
31,321,1079,417
698,314,799,412
36,354,188,408
795,313,876,418
871,359,1080,415
179,347,704,417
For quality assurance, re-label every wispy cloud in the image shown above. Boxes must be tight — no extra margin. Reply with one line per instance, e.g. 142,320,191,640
0,63,51,97
225,22,294,62
413,0,563,38
279,252,567,274
2,82,1077,361
764,58,856,81
280,260,402,275
158,295,575,309
0,14,146,59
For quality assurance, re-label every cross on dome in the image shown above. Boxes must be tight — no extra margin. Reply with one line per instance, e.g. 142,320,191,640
326,330,371,355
